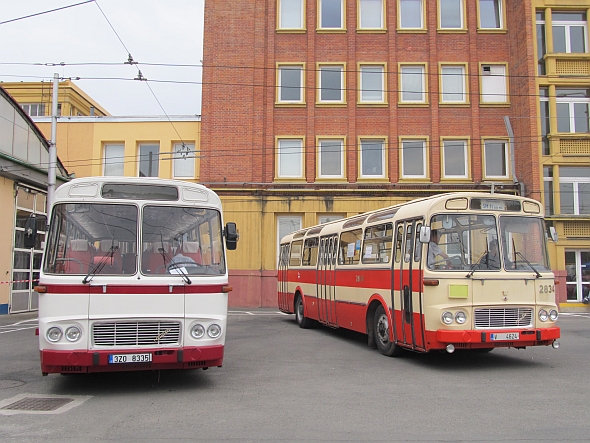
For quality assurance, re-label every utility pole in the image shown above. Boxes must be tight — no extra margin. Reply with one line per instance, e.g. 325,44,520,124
47,73,58,211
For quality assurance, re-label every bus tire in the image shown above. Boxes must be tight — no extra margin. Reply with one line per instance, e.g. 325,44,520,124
295,294,313,329
374,305,403,357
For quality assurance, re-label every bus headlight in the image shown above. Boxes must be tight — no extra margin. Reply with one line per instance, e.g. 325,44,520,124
441,312,453,325
455,311,467,324
47,327,63,342
190,324,205,339
65,326,81,342
538,309,548,322
549,310,559,321
207,324,222,338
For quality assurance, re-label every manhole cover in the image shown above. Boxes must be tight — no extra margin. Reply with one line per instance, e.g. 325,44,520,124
2,397,73,411
0,394,92,415
0,380,25,389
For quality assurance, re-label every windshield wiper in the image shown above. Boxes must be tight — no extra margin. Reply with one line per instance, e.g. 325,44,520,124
466,245,489,278
82,245,119,284
157,234,191,284
514,250,542,278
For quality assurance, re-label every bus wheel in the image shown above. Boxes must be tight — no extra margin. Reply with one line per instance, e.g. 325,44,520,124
295,294,313,329
374,305,403,357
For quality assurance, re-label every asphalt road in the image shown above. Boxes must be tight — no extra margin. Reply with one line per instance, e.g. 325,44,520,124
0,310,589,443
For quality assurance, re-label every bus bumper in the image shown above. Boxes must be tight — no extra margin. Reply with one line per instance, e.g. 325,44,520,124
40,345,224,374
426,327,560,350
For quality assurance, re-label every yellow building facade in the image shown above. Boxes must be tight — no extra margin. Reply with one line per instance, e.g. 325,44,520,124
533,1,590,309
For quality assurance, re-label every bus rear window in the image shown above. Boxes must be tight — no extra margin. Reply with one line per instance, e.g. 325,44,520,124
102,184,179,201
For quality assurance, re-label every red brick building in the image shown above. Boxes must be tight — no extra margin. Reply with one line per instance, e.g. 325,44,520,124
201,0,543,307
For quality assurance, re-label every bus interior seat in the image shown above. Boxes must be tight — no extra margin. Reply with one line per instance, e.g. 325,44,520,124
181,241,202,264
93,240,122,273
64,239,93,273
142,243,170,274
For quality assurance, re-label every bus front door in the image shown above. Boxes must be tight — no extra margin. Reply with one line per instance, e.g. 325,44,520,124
317,235,338,326
392,220,425,351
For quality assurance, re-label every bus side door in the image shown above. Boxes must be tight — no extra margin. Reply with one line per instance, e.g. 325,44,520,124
278,244,290,312
317,235,338,326
392,219,425,351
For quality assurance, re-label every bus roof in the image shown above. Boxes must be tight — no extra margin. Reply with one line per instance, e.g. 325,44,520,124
280,192,544,244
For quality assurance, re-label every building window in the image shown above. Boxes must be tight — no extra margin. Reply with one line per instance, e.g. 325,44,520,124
400,65,426,103
543,166,554,216
565,250,590,302
559,167,590,215
483,139,509,179
278,64,304,103
318,139,344,178
277,215,302,263
401,139,426,178
359,138,385,178
536,12,546,75
319,215,344,224
399,0,423,29
440,65,466,103
478,0,502,29
21,103,45,117
439,0,463,30
103,144,125,176
278,0,304,30
359,65,385,103
480,64,507,103
556,89,589,133
442,140,468,178
540,88,550,155
318,64,345,103
319,0,344,29
277,139,304,178
138,143,160,177
552,12,587,54
173,142,196,178
359,0,384,29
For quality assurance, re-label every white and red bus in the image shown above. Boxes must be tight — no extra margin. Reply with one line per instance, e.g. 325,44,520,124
30,177,238,375
278,192,560,355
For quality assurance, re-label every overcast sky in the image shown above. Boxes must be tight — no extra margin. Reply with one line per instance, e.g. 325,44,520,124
0,0,204,116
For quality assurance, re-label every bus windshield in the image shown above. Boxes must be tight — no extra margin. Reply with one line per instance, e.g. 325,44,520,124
499,216,550,273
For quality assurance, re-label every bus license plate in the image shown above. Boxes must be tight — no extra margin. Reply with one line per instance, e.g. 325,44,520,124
108,353,152,364
490,333,519,341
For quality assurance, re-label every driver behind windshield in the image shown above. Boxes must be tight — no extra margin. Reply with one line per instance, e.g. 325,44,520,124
168,252,198,274
428,230,452,269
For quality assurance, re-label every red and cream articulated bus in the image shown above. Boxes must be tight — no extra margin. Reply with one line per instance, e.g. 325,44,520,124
28,177,238,375
278,193,560,356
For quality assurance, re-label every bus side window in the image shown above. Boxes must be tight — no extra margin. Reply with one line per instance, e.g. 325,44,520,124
339,229,362,265
394,224,403,263
362,223,393,264
290,240,303,266
404,223,414,263
302,237,319,266
414,222,423,263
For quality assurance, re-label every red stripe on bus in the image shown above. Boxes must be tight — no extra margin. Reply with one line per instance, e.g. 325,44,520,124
39,284,226,294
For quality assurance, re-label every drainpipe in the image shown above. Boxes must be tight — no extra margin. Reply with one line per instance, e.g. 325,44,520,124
503,116,524,195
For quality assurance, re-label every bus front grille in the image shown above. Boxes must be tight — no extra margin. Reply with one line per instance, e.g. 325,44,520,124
92,321,181,346
474,308,533,329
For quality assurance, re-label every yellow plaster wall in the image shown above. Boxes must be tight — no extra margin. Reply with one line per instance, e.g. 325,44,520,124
0,179,15,306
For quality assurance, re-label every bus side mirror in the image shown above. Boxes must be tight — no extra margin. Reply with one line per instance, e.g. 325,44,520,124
419,226,431,244
549,226,558,243
23,214,38,249
225,222,239,251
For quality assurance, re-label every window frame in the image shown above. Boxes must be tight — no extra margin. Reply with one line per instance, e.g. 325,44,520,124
317,63,346,105
317,137,346,179
552,12,588,54
559,167,590,215
103,143,125,177
357,0,385,31
555,89,590,134
397,0,425,31
441,138,470,180
317,0,346,31
438,0,465,31
479,63,509,105
358,137,387,179
358,63,386,104
400,137,429,179
277,0,306,31
276,137,305,179
276,63,306,105
439,63,468,104
138,143,160,178
399,63,428,104
477,0,505,31
482,138,510,180
277,215,303,265
172,142,196,179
